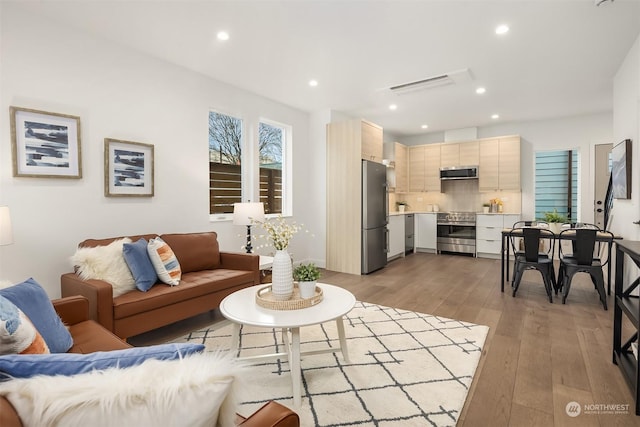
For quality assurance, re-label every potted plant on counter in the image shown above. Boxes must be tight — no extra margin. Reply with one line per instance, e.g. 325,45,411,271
482,203,491,214
396,201,409,213
293,263,320,299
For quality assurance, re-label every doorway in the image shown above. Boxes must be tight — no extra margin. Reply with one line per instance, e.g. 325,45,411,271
594,143,612,229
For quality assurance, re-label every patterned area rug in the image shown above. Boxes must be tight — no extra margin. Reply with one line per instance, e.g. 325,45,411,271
172,301,489,426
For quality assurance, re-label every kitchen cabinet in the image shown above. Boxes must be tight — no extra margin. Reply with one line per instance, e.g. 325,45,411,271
388,215,405,260
327,119,384,275
440,143,459,168
476,214,520,258
361,120,383,163
395,143,408,193
440,141,479,168
479,136,521,192
409,145,440,192
424,144,441,192
459,141,480,165
415,213,437,252
408,146,426,192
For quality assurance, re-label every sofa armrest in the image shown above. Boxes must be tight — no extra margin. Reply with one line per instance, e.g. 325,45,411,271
220,252,260,285
60,273,115,332
237,401,299,427
52,295,90,325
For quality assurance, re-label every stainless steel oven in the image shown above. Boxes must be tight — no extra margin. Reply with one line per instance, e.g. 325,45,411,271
437,212,476,256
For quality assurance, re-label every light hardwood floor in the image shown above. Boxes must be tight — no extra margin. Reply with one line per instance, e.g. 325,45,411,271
131,252,638,426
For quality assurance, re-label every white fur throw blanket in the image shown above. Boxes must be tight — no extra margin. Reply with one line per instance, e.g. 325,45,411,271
0,352,243,427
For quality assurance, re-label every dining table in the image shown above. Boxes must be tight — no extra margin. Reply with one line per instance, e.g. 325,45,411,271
500,227,620,295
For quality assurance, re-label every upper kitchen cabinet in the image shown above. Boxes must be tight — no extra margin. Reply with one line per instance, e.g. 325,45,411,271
395,142,408,193
408,146,426,192
409,144,441,192
440,141,479,168
479,136,521,192
361,120,383,163
424,144,441,192
459,141,480,166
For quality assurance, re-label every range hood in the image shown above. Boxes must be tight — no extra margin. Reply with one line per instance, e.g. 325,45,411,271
440,166,478,180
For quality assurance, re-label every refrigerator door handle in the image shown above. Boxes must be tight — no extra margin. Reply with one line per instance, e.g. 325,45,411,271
384,183,389,223
385,227,390,253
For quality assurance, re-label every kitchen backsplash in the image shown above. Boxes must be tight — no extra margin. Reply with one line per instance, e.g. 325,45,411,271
391,179,521,213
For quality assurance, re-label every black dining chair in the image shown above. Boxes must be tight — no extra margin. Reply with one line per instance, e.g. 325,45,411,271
509,221,552,279
511,227,556,302
556,228,613,310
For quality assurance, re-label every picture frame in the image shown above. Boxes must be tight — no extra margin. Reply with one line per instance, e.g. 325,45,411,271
104,138,154,197
10,106,82,178
612,138,632,200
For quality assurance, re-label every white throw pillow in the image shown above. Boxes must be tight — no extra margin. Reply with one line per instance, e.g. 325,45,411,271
147,237,182,286
0,351,242,427
70,238,136,298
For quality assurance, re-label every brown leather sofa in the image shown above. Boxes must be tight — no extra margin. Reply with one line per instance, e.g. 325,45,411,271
61,232,260,339
0,296,299,427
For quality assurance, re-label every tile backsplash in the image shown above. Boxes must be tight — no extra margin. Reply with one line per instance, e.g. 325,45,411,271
391,180,521,213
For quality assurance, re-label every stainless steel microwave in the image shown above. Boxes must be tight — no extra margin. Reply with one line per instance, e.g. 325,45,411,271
439,166,478,180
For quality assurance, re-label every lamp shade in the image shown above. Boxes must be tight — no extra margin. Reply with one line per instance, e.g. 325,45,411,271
233,202,265,226
0,206,13,246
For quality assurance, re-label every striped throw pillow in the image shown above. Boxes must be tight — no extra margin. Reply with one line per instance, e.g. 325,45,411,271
147,237,181,286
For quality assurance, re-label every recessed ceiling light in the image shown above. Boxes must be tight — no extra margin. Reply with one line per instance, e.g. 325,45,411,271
495,25,509,35
421,124,429,129
389,104,398,111
491,114,500,119
308,79,318,87
217,31,230,41
476,87,486,94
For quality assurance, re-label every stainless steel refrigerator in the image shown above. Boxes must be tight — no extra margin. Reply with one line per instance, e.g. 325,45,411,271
362,160,388,274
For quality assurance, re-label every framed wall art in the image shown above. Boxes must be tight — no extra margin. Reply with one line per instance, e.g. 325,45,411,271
612,138,632,200
104,138,154,197
10,106,82,178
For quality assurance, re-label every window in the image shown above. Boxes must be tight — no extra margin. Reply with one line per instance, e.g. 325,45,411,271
259,121,284,214
208,112,291,218
534,149,578,221
209,111,242,214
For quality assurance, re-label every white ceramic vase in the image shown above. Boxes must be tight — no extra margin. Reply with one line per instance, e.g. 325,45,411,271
271,249,293,300
298,280,317,299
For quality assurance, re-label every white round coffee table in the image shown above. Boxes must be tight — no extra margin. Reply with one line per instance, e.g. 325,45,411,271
219,283,356,407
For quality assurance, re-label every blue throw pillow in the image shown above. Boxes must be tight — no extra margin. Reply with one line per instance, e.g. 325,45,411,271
0,343,205,380
0,278,73,353
123,238,159,292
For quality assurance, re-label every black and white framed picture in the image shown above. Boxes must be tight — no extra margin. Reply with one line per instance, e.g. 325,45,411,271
10,106,82,178
104,138,154,197
612,139,632,199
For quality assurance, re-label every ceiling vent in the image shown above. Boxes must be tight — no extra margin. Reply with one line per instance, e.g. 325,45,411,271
389,68,472,95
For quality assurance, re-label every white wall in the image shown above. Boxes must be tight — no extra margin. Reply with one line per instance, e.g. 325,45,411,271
612,34,640,241
401,112,613,223
0,5,315,296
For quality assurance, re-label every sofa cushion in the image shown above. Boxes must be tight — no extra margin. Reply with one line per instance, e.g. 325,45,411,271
160,232,220,273
0,296,49,355
123,238,159,292
66,320,131,354
0,343,204,379
0,279,73,353
112,269,255,320
71,238,136,297
0,352,239,427
147,237,182,286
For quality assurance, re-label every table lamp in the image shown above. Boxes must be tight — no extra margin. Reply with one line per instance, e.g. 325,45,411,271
233,202,265,253
0,206,13,246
